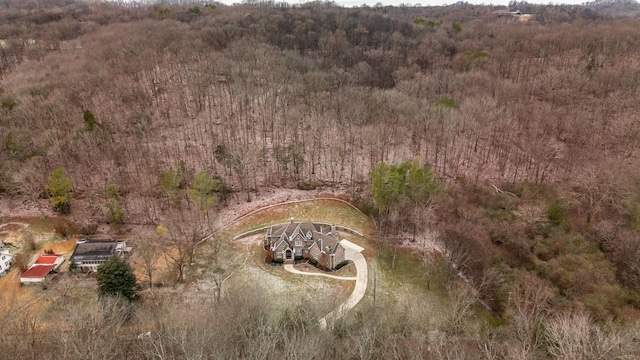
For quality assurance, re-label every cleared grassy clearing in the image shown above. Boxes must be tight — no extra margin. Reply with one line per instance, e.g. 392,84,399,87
220,199,374,241
192,199,374,313
194,198,452,330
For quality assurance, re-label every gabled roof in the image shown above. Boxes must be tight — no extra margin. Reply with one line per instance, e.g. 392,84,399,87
298,222,321,234
266,221,342,255
268,223,298,239
273,241,291,253
20,264,56,279
70,239,123,263
315,232,341,254
35,254,62,265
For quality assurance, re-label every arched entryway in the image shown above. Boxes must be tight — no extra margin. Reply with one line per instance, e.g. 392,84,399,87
285,250,292,260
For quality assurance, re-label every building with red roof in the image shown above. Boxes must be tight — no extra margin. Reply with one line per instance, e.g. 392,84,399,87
35,254,64,266
20,254,64,284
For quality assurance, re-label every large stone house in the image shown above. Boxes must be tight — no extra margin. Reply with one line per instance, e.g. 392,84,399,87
265,220,345,270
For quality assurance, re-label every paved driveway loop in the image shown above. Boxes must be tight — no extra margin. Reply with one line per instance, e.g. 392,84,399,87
284,240,368,330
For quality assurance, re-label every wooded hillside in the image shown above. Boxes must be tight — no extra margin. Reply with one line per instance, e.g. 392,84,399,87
2,0,639,198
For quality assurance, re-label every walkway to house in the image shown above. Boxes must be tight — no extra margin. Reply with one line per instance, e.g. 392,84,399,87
283,239,368,330
284,264,357,281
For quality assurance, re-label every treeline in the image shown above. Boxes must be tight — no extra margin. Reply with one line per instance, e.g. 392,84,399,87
585,0,640,17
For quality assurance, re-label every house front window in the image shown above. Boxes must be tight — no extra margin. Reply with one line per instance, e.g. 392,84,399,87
295,249,302,256
295,240,302,247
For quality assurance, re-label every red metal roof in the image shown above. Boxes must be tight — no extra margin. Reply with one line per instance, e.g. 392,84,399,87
20,264,56,278
35,254,62,265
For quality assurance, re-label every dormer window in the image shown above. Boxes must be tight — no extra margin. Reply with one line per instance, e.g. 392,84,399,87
306,231,312,239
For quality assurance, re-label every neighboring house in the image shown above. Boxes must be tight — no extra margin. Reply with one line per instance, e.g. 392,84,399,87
265,220,345,270
0,246,13,274
20,254,64,284
494,9,522,17
69,239,128,272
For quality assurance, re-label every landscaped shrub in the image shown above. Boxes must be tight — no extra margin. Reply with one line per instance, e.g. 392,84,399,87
309,258,318,266
294,255,303,261
273,258,284,264
335,260,349,270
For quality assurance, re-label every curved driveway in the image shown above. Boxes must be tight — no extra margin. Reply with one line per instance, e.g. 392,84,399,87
283,240,367,330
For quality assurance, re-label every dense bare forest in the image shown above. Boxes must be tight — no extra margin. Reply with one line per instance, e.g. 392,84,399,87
2,0,640,358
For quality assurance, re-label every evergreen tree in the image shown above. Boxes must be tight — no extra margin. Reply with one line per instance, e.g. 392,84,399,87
369,159,440,214
83,109,96,131
96,255,139,301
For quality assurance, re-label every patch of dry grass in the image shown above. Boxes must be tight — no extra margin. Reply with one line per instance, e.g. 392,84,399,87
222,199,373,240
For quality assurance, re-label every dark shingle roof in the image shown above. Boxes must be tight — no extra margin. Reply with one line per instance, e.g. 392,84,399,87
315,232,340,254
69,239,121,262
298,222,321,234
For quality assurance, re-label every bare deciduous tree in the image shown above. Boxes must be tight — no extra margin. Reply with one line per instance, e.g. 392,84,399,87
442,281,478,336
134,234,162,292
506,274,555,359
161,208,212,283
545,311,640,360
